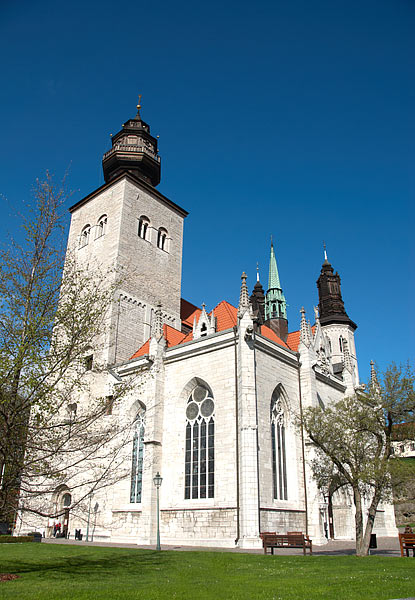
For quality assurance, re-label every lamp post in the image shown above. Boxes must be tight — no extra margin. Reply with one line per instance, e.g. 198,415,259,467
86,493,92,542
91,502,99,542
153,471,163,551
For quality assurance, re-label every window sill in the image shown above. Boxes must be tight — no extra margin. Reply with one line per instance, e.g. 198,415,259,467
112,505,143,513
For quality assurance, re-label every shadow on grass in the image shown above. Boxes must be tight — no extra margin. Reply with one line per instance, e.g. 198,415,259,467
2,549,177,580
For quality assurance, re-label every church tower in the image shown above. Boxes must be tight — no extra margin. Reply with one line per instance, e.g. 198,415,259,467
316,250,359,384
264,241,288,341
66,99,188,365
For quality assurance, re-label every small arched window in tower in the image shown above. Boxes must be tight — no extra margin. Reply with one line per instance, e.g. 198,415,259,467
271,387,287,500
62,493,72,507
130,409,145,503
80,225,91,248
339,337,343,352
157,227,168,251
185,384,215,499
96,215,107,239
138,216,150,240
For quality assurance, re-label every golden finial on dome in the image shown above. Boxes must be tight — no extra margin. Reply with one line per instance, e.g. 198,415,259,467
136,94,142,116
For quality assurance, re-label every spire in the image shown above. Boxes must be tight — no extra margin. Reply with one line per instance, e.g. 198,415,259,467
323,241,329,264
316,253,357,330
152,303,164,341
300,307,312,348
238,272,250,318
264,239,287,322
256,262,260,282
250,270,266,329
268,240,282,290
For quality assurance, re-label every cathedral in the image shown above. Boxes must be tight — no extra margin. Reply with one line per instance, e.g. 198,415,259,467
24,102,397,547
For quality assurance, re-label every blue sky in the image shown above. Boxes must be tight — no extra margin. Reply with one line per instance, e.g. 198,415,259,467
0,0,413,381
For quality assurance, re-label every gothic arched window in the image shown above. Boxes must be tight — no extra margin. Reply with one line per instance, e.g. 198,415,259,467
130,410,145,503
96,215,107,238
185,384,214,499
157,227,167,250
80,225,91,248
271,387,287,500
138,216,150,240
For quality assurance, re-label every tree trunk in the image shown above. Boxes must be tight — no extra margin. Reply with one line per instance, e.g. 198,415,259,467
353,487,367,556
361,486,383,555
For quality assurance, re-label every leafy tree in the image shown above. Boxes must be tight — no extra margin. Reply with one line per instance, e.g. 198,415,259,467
0,174,134,530
302,363,415,556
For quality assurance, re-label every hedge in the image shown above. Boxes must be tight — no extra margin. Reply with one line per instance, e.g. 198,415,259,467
0,535,37,543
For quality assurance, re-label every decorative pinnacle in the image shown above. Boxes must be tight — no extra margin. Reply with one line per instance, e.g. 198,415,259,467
342,337,353,373
300,307,312,348
238,271,250,318
370,360,380,391
152,302,164,341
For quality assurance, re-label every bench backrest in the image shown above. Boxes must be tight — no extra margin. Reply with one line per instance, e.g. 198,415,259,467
262,534,305,543
399,533,415,543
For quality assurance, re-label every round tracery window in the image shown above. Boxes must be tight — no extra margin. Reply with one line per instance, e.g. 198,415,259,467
186,385,214,421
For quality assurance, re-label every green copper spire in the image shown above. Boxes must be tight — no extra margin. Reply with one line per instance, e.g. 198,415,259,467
268,241,281,290
265,240,287,322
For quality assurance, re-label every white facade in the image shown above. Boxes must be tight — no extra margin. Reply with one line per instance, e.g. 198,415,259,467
20,113,397,546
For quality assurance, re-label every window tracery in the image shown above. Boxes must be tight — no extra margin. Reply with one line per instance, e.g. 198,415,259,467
185,384,214,499
271,387,287,500
130,410,145,503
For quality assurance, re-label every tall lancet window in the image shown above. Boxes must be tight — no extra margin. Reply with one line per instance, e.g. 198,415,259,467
271,387,287,500
130,410,145,503
185,384,215,499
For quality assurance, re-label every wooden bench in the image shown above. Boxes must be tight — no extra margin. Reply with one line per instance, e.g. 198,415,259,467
399,533,415,557
260,531,312,555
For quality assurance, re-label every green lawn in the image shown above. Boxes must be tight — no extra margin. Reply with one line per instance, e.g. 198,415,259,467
0,543,414,600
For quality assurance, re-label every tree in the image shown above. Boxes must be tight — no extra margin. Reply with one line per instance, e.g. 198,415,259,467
0,174,135,530
302,363,415,556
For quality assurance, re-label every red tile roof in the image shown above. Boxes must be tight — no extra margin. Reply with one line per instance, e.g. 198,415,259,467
130,324,186,359
131,339,150,359
213,300,237,330
180,298,201,328
286,326,316,352
286,330,300,352
260,325,289,349
130,300,298,359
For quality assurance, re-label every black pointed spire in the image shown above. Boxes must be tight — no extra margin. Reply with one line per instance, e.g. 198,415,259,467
250,266,266,330
316,254,357,330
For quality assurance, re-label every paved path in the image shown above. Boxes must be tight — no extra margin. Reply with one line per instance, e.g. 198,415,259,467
44,536,403,557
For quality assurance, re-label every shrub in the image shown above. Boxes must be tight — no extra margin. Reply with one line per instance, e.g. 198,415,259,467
0,535,37,543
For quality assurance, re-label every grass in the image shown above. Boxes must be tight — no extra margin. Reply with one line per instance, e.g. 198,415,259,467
0,543,414,600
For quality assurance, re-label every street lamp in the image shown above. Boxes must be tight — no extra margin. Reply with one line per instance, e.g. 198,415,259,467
153,471,163,551
86,493,92,542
